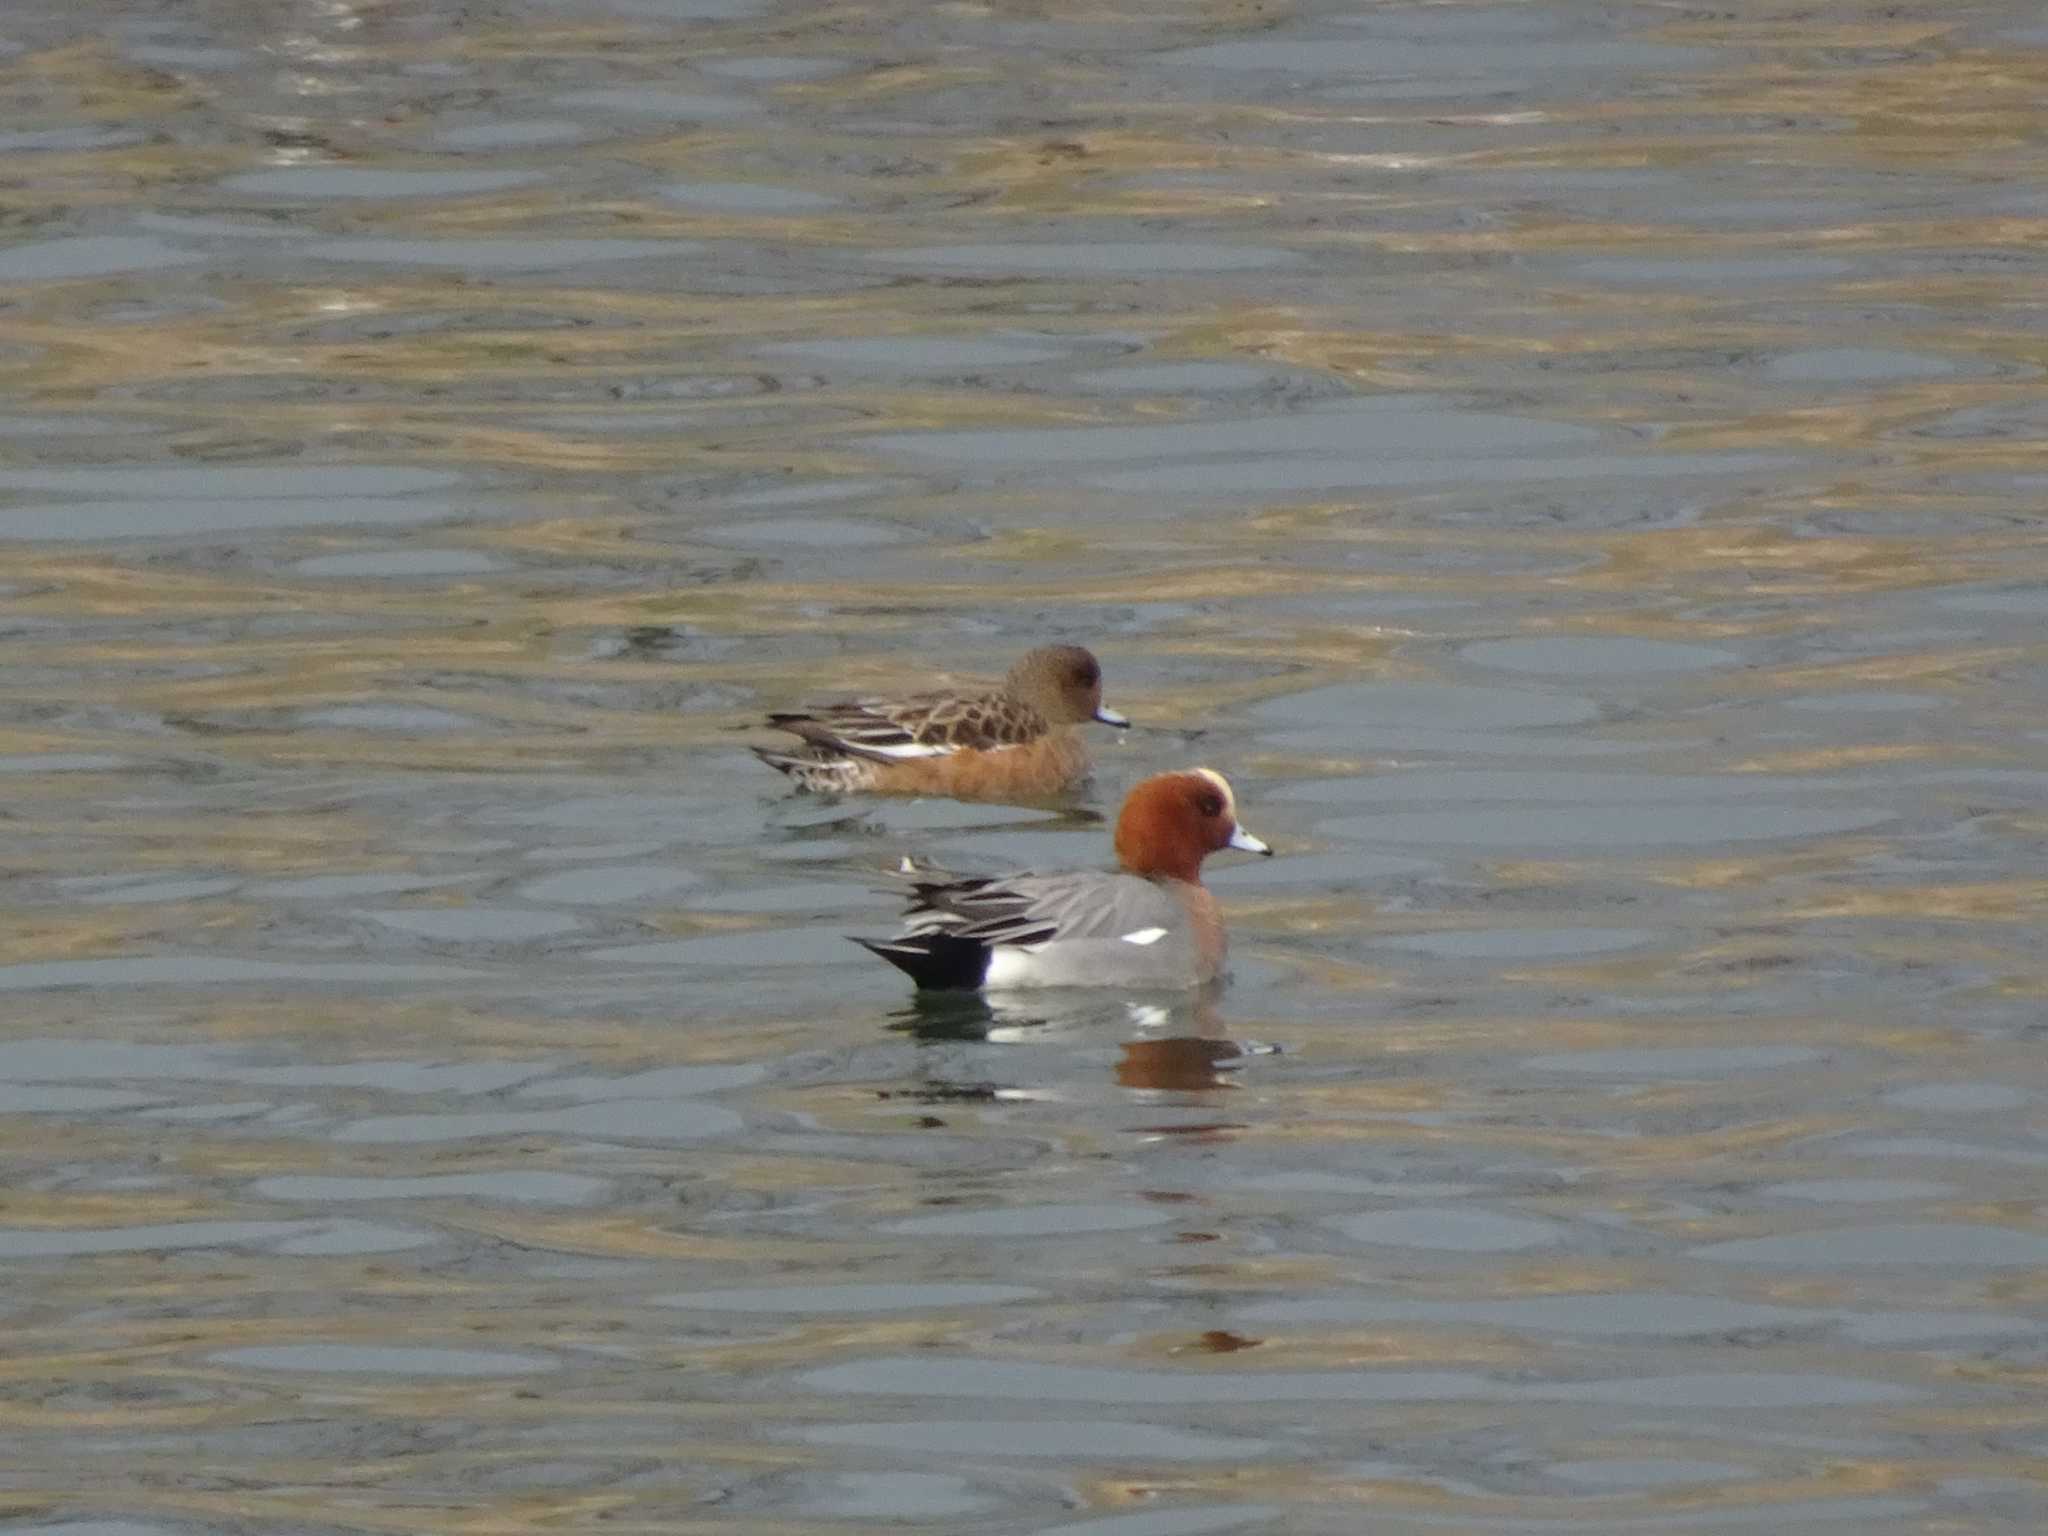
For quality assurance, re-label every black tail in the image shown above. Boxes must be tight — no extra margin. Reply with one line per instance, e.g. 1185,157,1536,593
850,934,990,991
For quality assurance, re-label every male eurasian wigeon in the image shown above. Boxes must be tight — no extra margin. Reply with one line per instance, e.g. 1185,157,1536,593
855,768,1271,990
752,644,1128,800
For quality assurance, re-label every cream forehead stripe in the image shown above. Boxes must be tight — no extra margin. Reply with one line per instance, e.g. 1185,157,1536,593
1191,767,1237,818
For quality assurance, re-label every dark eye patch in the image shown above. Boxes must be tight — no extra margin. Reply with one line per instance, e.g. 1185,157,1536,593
1196,792,1224,817
1074,663,1099,685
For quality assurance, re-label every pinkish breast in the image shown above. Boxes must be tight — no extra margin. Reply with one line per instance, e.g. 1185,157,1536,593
1168,879,1227,984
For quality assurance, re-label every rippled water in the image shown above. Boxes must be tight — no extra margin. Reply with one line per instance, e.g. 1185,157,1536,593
4,0,2048,1531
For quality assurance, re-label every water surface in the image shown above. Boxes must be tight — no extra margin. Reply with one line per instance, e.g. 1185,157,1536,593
2,0,2047,1532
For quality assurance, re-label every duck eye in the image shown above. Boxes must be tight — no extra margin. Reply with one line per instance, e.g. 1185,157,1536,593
1074,663,1098,685
1197,792,1223,817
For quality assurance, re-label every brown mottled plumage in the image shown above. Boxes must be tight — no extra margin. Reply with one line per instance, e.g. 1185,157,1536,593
753,644,1128,800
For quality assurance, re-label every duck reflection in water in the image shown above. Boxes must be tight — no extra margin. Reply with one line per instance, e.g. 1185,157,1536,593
887,988,1265,1101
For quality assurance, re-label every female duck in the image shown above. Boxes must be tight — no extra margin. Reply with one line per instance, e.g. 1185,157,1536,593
753,643,1128,801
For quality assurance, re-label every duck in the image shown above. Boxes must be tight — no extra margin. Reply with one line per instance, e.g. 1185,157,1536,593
855,768,1271,990
753,644,1128,800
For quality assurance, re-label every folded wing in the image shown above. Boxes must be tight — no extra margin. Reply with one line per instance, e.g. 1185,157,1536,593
770,690,1041,763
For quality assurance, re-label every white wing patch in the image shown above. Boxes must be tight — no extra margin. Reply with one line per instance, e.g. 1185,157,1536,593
858,739,1022,760
1119,927,1168,947
862,740,955,759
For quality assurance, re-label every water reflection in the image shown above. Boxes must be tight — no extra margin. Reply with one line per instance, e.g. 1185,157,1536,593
7,0,2048,1529
893,989,1254,1085
1115,1035,1244,1095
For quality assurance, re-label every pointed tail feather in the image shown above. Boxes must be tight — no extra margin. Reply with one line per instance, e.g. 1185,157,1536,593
751,744,809,777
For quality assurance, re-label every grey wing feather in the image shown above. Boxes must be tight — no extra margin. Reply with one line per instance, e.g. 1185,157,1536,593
902,871,1173,949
